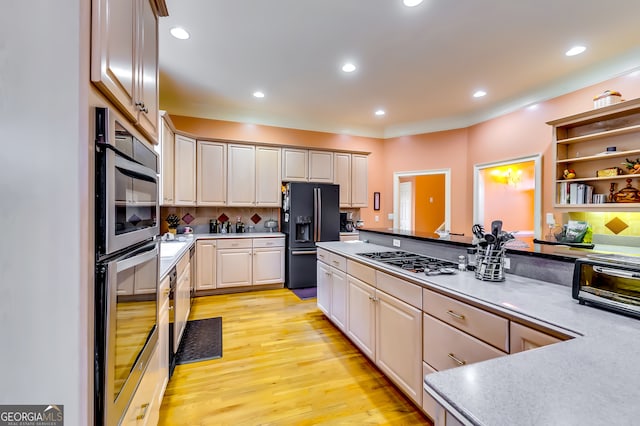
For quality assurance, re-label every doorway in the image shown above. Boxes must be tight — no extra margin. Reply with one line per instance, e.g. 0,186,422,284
393,169,451,233
398,182,412,231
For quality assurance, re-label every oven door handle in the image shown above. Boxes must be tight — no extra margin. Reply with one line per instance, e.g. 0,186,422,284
114,152,158,182
593,266,640,280
116,241,158,272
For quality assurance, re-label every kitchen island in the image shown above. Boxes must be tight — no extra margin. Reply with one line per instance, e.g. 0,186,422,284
316,239,640,426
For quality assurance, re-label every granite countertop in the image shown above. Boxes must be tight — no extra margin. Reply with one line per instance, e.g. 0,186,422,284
316,240,640,426
159,232,285,279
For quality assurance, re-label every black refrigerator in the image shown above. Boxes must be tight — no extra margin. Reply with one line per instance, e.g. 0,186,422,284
281,182,340,288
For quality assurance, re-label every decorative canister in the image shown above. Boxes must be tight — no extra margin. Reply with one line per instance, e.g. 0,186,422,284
593,90,622,108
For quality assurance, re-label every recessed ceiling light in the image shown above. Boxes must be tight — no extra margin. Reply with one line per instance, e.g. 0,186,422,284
342,63,356,73
253,91,265,98
565,46,586,56
375,109,386,116
473,90,487,98
403,0,424,6
170,27,190,40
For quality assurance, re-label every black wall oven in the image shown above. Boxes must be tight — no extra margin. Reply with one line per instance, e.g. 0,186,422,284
94,107,160,425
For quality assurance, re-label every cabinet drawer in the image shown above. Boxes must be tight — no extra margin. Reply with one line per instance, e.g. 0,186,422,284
510,322,563,354
376,271,421,309
328,253,346,272
317,248,330,263
252,237,285,248
347,259,376,285
217,238,252,249
422,288,508,352
423,314,506,372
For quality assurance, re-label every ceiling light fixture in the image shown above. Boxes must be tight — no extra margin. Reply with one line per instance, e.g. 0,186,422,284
170,27,190,40
375,109,386,116
253,91,265,98
473,90,487,98
565,46,586,56
403,0,424,6
342,63,356,73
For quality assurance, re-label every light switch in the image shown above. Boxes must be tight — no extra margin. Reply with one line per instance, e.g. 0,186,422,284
374,215,379,222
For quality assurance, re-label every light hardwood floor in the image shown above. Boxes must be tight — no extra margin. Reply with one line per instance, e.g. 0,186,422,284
159,288,432,425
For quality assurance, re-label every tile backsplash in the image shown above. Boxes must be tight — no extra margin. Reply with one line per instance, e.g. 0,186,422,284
160,206,280,234
566,211,640,247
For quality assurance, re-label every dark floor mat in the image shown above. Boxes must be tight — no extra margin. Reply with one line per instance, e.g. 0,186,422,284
291,287,317,300
175,317,222,365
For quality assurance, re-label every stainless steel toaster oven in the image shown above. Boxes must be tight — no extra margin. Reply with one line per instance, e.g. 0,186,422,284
572,255,640,318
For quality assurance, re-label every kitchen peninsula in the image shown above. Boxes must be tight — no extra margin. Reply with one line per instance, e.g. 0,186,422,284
315,238,640,425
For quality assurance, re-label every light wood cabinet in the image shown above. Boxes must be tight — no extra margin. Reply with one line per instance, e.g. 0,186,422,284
195,240,217,290
158,114,174,205
549,97,640,210
174,135,196,206
510,322,562,353
197,141,226,206
351,154,368,207
309,150,334,182
252,238,285,285
255,146,282,207
317,260,332,316
334,153,352,207
216,239,253,288
282,148,308,182
175,255,191,348
121,345,160,426
91,0,159,143
329,269,348,331
227,144,256,206
346,275,376,360
157,274,170,407
317,251,348,330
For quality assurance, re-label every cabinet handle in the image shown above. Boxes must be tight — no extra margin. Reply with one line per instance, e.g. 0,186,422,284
136,403,149,420
446,310,465,321
163,289,170,297
332,260,340,265
447,353,466,366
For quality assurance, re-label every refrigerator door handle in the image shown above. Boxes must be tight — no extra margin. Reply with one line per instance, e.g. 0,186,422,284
317,187,322,241
313,187,319,242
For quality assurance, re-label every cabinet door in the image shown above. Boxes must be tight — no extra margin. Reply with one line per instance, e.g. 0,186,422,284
159,115,174,205
174,135,196,206
216,249,252,287
253,247,285,285
121,346,159,426
351,154,368,207
334,153,352,207
135,0,158,143
282,148,308,182
228,144,256,206
510,322,562,353
197,141,227,206
133,255,158,295
309,150,334,183
175,264,191,346
330,268,348,331
316,261,332,316
157,275,170,405
255,146,282,207
346,275,376,360
376,290,423,405
195,240,216,290
91,0,137,122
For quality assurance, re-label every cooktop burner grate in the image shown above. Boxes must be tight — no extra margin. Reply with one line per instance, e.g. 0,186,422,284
357,251,457,275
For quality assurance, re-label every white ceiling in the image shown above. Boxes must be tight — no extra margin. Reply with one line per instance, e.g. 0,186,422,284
158,0,640,138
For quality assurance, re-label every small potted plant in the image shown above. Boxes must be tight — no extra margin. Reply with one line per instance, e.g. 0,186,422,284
166,214,180,234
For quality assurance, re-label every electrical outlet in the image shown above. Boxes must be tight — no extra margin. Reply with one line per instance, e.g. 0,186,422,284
388,213,394,220
374,215,379,222
504,257,511,270
393,239,401,247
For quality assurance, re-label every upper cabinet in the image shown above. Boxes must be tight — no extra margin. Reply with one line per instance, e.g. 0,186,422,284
158,113,174,205
174,135,197,206
91,0,161,143
228,144,256,206
197,141,227,206
282,148,308,182
549,98,640,210
334,153,352,207
256,146,282,207
309,151,334,183
351,154,369,207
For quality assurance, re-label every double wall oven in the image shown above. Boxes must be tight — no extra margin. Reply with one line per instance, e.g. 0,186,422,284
94,107,160,425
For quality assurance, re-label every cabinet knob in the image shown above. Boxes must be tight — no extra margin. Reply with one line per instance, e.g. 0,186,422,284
136,403,150,420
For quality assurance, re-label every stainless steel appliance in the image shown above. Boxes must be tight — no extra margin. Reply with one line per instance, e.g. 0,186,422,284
357,251,458,275
94,107,160,426
573,254,640,318
281,182,340,288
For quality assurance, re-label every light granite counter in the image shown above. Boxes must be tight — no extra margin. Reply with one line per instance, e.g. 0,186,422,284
316,240,640,426
159,232,285,280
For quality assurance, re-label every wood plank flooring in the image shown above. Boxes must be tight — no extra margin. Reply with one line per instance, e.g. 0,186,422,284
159,288,431,425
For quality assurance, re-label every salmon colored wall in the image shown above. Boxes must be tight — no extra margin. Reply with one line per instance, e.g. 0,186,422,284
414,174,445,233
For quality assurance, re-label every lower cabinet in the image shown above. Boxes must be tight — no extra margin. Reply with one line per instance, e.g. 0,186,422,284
196,239,217,290
510,322,562,353
252,238,285,285
346,275,376,359
157,274,170,407
175,254,191,349
121,346,160,426
317,250,348,331
216,238,285,288
317,260,332,316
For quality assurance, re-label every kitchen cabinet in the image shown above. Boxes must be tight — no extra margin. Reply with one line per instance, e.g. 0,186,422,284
351,154,369,207
346,275,376,359
309,150,334,182
317,250,348,330
91,0,160,143
340,233,359,242
216,239,253,288
195,240,217,290
158,113,174,205
175,254,191,349
227,144,256,206
510,322,562,353
252,238,285,285
282,148,308,182
334,153,352,207
197,141,226,206
317,260,332,316
255,146,282,207
174,135,196,206
121,345,160,426
157,273,170,407
549,97,640,210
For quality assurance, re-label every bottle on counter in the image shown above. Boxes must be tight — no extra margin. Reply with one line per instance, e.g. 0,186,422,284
458,255,467,271
235,217,245,233
209,219,220,233
466,247,477,271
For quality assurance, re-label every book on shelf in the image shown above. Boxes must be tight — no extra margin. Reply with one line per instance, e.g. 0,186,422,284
559,181,569,204
569,183,579,204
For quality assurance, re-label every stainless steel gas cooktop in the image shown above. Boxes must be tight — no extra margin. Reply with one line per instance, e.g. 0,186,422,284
357,251,457,275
